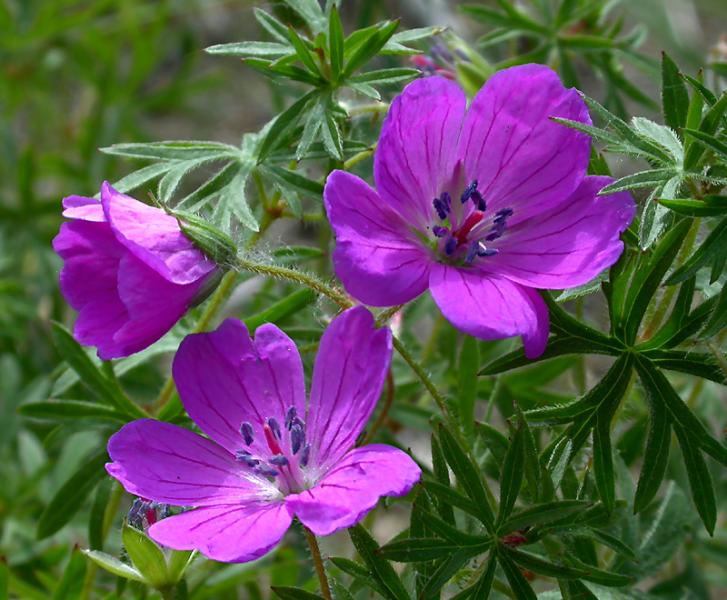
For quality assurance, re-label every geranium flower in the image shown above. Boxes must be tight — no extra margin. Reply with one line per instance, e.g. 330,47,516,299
52,182,219,360
324,65,635,358
106,307,421,563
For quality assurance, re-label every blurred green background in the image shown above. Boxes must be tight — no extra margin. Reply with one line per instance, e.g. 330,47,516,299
1,0,726,598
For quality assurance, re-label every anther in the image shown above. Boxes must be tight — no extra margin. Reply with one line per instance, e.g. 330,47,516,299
240,422,254,446
285,407,297,430
300,444,311,467
471,190,486,212
460,180,478,204
291,423,305,454
444,236,457,255
235,450,260,467
465,242,479,264
269,455,289,467
432,225,448,238
256,466,279,477
478,247,498,257
433,192,451,220
267,418,281,440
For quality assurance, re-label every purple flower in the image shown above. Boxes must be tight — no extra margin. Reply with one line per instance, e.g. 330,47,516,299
52,182,218,360
324,65,635,358
105,307,421,563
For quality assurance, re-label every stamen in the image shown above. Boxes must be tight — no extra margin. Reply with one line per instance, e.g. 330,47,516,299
444,236,457,255
285,407,297,430
478,247,498,257
432,225,448,238
496,208,514,218
460,180,478,204
267,418,282,440
269,455,289,466
465,241,479,264
300,444,311,467
256,466,279,477
471,190,486,211
235,450,260,467
291,423,305,454
240,422,254,446
432,192,451,220
263,423,283,455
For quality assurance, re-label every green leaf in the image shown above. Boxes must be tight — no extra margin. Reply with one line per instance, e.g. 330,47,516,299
101,141,239,161
621,219,690,343
272,586,325,600
112,162,172,194
659,195,727,217
37,448,108,539
497,421,525,525
257,91,317,161
254,8,289,42
420,480,480,520
634,356,727,467
167,550,194,584
19,400,126,423
287,26,322,76
284,0,326,34
244,289,317,330
661,52,689,132
321,96,344,161
52,547,87,600
348,525,410,600
379,537,488,562
684,92,727,169
497,550,537,600
51,322,147,419
122,525,169,588
674,428,716,534
598,168,677,194
263,165,324,198
328,5,344,80
452,553,497,600
348,67,419,85
668,216,727,284
684,127,727,160
88,479,112,551
701,283,727,338
501,501,591,534
506,548,632,586
633,393,671,513
81,550,145,583
343,20,399,78
381,26,446,54
205,41,293,58
458,336,479,434
430,434,456,524
437,424,495,530
593,407,615,512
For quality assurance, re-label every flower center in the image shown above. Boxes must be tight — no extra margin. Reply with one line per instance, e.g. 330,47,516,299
237,406,311,494
431,179,513,266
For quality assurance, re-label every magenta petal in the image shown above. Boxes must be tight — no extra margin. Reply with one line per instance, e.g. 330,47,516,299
429,266,549,358
149,502,292,563
52,220,130,360
286,444,421,536
324,170,431,306
101,182,215,285
374,76,467,227
113,254,203,354
307,308,392,471
106,420,275,506
458,64,590,222
492,176,635,288
173,319,307,456
61,195,105,222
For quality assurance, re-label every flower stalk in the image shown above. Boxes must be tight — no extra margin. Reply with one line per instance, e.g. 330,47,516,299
304,526,333,600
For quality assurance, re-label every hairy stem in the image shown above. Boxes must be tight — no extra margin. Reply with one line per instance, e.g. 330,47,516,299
304,527,332,600
392,335,449,417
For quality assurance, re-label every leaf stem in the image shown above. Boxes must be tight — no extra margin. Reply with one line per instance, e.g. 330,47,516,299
343,145,376,171
392,335,449,417
304,527,332,600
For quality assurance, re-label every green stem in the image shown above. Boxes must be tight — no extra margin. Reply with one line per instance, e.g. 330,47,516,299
235,258,353,309
347,102,389,118
392,335,449,417
376,304,404,325
343,146,376,171
304,527,332,600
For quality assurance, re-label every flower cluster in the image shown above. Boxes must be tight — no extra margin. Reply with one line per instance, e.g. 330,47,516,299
52,64,633,564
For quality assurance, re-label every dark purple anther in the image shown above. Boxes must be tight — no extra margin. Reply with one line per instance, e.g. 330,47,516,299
269,455,289,467
432,226,448,238
471,190,486,212
465,242,479,264
433,193,451,220
285,406,297,430
478,247,498,257
267,418,281,440
300,444,311,467
460,180,478,204
240,422,254,446
291,423,305,454
257,466,279,477
444,236,457,255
